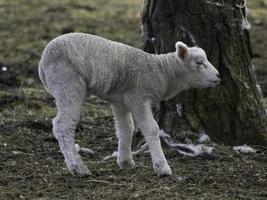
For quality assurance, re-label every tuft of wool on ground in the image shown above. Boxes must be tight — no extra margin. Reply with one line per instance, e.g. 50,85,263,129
233,144,257,153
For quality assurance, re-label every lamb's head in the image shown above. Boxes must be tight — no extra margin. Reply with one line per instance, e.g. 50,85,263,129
175,42,220,88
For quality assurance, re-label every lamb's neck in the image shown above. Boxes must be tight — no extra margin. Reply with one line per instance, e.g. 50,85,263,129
155,53,193,100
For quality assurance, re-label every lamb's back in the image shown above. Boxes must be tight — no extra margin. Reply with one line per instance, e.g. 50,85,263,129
40,33,162,100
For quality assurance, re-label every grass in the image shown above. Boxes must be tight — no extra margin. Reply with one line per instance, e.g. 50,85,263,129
0,0,142,87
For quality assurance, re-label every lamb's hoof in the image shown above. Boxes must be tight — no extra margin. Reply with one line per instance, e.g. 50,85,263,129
153,161,172,177
69,164,92,177
117,158,136,169
67,159,92,177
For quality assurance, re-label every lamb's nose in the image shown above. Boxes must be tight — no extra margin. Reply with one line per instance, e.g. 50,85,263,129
216,74,221,79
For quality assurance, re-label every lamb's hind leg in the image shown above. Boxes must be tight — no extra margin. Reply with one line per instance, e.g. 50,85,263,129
51,80,91,176
112,104,135,169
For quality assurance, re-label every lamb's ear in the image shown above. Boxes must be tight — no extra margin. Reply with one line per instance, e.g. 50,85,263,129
175,42,190,60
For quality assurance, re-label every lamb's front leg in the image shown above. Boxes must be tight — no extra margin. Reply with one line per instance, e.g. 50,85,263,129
130,102,172,176
112,104,135,169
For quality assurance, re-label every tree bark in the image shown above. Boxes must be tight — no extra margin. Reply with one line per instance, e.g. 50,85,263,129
141,0,267,145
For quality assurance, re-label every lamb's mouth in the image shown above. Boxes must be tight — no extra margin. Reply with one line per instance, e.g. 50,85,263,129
210,80,220,84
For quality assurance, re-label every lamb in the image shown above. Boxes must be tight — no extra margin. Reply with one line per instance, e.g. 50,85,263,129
38,33,220,176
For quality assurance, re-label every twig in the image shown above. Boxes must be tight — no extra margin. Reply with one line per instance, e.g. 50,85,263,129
102,143,148,161
132,143,148,155
75,144,95,155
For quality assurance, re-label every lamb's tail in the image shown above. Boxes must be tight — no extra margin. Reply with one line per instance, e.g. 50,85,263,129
38,61,48,92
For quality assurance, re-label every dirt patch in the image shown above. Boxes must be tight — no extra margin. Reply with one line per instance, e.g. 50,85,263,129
0,89,266,199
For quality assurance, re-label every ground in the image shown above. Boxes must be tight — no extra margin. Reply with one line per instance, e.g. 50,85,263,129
0,0,267,199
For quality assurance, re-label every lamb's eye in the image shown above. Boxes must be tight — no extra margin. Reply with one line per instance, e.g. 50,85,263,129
196,62,207,69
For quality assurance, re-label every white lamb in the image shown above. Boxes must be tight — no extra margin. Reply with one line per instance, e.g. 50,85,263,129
38,33,220,176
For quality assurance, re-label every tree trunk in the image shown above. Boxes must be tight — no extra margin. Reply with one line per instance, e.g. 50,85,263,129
141,0,267,145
